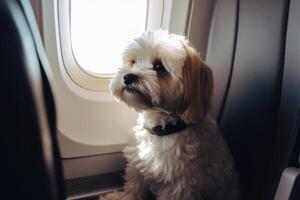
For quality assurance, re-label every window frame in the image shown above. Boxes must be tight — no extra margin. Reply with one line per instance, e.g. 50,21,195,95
58,0,164,91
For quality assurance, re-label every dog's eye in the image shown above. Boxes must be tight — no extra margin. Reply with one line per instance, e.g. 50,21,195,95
153,61,165,72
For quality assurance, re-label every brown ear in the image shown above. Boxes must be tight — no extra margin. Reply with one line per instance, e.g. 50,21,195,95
181,45,213,123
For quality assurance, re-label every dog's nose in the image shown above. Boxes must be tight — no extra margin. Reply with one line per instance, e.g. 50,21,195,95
123,73,138,85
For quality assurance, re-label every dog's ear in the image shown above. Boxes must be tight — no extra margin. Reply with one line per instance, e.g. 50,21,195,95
181,45,213,123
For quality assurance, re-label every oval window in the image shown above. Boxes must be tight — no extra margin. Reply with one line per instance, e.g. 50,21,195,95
70,0,148,76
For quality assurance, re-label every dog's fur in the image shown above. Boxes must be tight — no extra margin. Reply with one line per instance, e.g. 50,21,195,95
103,30,239,200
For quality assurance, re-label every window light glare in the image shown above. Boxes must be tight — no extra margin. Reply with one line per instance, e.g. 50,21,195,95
71,0,148,75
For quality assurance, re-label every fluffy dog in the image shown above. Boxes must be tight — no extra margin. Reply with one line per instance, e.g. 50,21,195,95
103,30,239,200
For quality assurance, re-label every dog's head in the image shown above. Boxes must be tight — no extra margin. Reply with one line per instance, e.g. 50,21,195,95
109,30,213,123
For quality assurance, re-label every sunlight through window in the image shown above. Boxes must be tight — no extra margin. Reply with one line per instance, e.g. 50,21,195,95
71,0,148,75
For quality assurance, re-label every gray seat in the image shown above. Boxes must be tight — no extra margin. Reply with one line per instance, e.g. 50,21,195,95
206,0,299,199
269,0,300,199
0,0,65,199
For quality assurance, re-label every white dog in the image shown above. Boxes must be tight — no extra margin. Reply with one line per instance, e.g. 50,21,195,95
102,30,239,200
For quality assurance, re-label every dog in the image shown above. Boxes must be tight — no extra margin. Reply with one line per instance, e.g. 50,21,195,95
102,30,239,200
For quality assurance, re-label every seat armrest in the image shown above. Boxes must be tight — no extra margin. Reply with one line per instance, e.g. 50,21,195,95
274,167,300,200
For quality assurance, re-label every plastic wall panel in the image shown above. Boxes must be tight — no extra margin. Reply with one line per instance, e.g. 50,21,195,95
206,0,238,119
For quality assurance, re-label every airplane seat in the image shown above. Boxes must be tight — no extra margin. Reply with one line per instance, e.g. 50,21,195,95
271,0,300,199
207,0,299,200
0,0,65,199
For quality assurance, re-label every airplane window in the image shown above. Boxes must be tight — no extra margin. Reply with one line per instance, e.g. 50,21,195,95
71,0,148,76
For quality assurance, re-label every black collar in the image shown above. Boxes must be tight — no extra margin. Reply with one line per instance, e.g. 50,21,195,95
144,119,191,136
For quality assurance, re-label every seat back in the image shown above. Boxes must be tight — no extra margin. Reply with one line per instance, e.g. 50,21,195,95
270,0,300,198
0,0,64,199
206,0,290,199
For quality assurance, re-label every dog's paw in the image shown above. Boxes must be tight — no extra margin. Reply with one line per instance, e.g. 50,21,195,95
99,191,125,200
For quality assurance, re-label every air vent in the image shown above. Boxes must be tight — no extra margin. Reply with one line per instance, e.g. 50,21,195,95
65,171,124,200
